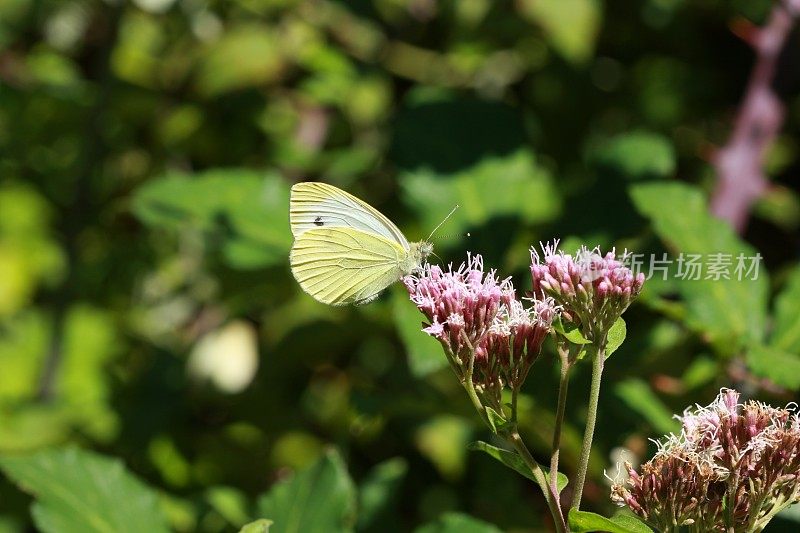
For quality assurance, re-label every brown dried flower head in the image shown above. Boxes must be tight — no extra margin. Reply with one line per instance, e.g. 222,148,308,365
612,389,800,532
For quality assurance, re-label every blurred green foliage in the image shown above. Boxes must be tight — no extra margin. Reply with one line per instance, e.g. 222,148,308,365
2,0,800,531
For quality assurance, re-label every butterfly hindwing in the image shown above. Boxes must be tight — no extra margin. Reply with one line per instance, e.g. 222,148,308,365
290,182,410,248
290,227,408,306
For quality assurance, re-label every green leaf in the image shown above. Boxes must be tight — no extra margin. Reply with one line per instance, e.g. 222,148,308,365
415,512,502,533
484,406,511,434
747,345,800,389
681,356,719,390
467,441,568,493
590,131,676,181
630,182,768,350
777,503,800,523
240,519,273,533
132,169,292,269
605,318,626,358
770,265,800,352
59,305,120,441
553,316,591,345
205,486,250,527
415,416,471,481
357,458,407,531
195,25,284,97
392,288,449,377
614,379,679,434
402,150,560,238
256,448,356,533
518,0,601,64
568,509,653,533
0,305,120,450
0,446,170,533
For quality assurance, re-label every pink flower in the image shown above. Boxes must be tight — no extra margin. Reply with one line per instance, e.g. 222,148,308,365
404,254,511,358
475,297,558,388
531,241,644,338
404,254,558,390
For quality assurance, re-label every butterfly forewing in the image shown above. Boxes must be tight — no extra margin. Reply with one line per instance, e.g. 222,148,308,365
290,227,408,306
290,182,410,248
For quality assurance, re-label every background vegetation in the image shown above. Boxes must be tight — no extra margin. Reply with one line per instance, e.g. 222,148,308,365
1,0,800,531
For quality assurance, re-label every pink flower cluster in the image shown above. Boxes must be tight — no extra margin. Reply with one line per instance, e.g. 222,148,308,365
612,389,800,532
403,254,556,389
530,241,645,337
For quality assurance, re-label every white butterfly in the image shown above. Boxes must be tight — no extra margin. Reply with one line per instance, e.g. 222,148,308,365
289,182,433,306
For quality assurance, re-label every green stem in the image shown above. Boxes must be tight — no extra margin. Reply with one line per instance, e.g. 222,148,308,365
458,332,565,532
571,341,605,510
550,351,571,503
459,334,491,428
463,377,489,427
508,430,567,533
442,345,463,380
725,469,740,532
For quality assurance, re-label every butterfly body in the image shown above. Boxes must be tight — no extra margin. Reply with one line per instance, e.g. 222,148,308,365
289,182,432,306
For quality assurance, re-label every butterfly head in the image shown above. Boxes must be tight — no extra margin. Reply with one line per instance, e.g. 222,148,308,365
408,241,434,273
419,241,434,260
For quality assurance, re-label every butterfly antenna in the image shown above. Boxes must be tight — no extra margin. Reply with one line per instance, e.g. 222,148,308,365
426,205,460,242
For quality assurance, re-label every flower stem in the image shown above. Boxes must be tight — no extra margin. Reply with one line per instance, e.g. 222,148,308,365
508,430,567,533
550,350,571,503
571,341,605,510
725,470,740,533
458,335,491,428
458,334,565,532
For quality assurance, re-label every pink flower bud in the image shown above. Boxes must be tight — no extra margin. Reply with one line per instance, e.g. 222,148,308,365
531,242,645,341
406,254,560,392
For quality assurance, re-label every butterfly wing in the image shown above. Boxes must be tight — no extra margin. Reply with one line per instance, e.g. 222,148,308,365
290,182,410,249
290,227,410,306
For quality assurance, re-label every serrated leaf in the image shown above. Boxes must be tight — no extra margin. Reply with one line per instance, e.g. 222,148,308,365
770,265,800,352
630,182,768,350
0,447,169,533
414,512,502,533
256,448,356,533
747,345,800,389
568,509,653,533
467,441,568,493
605,318,626,358
239,519,273,533
357,458,407,531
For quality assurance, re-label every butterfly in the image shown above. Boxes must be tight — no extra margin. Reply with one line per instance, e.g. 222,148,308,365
289,182,434,306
